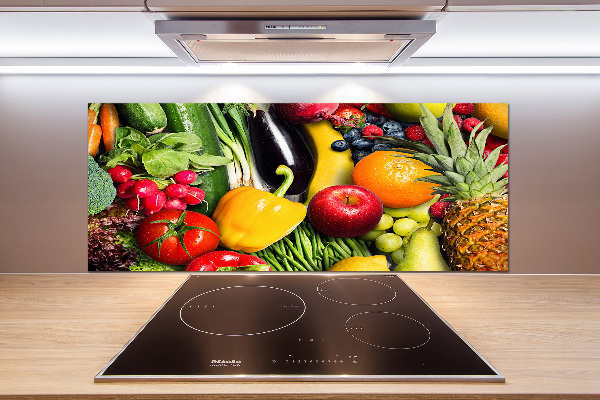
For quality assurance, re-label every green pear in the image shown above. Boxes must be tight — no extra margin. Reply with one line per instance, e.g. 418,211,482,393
394,220,450,272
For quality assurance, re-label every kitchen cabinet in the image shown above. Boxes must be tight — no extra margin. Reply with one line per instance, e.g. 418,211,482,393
1,273,598,399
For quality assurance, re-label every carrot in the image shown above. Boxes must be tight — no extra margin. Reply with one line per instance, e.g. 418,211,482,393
88,109,96,128
100,103,119,152
88,124,102,157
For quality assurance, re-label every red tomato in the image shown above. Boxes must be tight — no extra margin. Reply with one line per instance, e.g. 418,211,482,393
135,209,220,265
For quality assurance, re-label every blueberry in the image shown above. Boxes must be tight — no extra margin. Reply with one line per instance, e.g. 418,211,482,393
351,138,374,150
385,130,407,141
373,115,388,126
352,150,370,163
382,120,403,134
400,121,413,130
365,112,379,124
331,140,350,152
372,143,393,152
342,128,362,143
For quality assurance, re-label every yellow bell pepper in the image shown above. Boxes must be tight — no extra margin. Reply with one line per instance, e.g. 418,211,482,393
212,165,307,252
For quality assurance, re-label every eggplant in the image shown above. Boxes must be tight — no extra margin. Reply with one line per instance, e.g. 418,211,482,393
248,105,315,196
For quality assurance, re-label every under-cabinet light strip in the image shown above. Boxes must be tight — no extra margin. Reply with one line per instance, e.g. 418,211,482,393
0,58,599,75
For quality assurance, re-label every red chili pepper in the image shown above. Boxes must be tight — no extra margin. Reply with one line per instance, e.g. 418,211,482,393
185,251,271,272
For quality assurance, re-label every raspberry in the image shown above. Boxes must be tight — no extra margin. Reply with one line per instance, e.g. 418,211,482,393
421,136,433,147
463,118,483,133
405,124,426,141
442,115,463,130
453,103,475,115
362,124,384,137
429,201,453,219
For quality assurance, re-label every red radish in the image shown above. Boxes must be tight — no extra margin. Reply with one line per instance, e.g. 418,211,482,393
123,197,143,211
133,179,158,198
182,187,206,205
173,170,197,185
107,165,132,183
272,103,339,124
164,198,187,210
142,190,167,212
116,180,136,199
165,183,189,199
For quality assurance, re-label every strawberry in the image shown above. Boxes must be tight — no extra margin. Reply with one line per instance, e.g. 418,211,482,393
365,103,394,118
405,124,426,141
452,103,475,115
362,124,384,137
327,105,365,133
429,200,453,219
463,117,483,133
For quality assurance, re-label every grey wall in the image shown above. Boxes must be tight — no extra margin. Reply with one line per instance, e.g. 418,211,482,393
1,72,599,273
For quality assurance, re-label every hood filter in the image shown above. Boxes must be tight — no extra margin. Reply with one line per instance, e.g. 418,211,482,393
182,39,410,63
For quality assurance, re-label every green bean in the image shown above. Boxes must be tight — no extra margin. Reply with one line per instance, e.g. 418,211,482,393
282,237,314,271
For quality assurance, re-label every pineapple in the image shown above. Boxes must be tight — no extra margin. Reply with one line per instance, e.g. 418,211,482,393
396,104,508,271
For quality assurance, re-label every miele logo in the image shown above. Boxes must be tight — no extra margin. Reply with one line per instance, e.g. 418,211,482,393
210,359,242,367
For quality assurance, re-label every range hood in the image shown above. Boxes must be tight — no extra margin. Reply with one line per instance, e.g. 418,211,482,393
155,20,436,67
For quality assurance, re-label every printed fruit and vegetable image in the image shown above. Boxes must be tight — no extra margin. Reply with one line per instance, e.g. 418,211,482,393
88,102,508,272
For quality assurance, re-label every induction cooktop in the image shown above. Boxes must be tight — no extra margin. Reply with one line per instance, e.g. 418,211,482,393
95,273,504,382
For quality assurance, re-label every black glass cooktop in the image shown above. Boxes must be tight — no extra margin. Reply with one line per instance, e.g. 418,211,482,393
95,273,504,382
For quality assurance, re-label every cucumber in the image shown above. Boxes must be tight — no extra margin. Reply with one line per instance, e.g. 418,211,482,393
161,103,230,217
117,103,167,134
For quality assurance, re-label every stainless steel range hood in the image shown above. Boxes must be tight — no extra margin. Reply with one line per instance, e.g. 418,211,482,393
155,20,436,67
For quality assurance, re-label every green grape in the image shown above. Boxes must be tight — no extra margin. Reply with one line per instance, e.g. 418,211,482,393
383,206,412,218
431,222,442,237
407,204,431,223
393,218,418,237
358,229,386,242
391,248,405,264
375,233,403,253
373,213,394,231
406,194,439,222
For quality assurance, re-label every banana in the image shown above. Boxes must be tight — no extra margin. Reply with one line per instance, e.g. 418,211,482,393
300,120,354,205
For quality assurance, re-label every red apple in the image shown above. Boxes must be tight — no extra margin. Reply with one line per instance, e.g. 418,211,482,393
307,185,384,238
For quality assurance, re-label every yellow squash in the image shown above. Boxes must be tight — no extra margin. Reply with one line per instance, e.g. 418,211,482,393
212,165,306,252
300,120,355,204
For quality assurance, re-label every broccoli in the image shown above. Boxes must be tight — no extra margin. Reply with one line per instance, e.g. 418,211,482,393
88,155,116,215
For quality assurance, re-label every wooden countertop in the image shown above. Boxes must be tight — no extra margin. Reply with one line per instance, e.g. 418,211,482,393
0,273,598,400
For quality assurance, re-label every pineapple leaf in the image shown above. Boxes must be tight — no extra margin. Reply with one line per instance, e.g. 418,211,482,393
456,182,470,192
444,171,465,184
493,178,509,191
415,175,453,186
433,187,459,195
479,181,495,194
432,154,455,171
412,153,445,172
441,103,454,137
489,163,509,183
419,104,449,157
382,137,436,154
455,157,473,175
470,189,484,198
474,124,494,158
473,157,489,178
477,173,492,187
465,171,479,185
470,180,483,191
442,104,468,159
443,195,462,202
483,144,507,172
458,190,471,199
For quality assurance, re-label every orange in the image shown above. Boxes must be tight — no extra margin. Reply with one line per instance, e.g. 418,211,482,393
472,103,508,139
351,151,439,208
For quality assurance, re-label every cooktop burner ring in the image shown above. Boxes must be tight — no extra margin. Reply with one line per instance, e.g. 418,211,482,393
345,311,431,350
316,277,397,306
180,285,306,337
